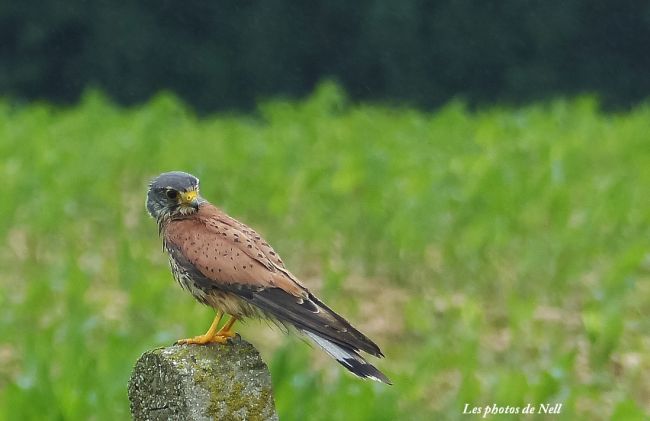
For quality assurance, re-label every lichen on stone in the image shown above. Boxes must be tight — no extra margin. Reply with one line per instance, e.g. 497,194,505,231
128,335,278,420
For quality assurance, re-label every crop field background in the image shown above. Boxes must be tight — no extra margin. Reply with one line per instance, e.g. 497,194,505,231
0,83,648,420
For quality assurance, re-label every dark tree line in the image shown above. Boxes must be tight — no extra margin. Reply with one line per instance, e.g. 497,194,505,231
1,0,649,112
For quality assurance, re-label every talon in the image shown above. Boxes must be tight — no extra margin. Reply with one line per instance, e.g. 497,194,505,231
176,310,227,345
175,311,240,345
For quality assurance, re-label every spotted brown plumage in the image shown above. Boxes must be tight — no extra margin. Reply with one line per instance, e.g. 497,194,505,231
146,171,390,384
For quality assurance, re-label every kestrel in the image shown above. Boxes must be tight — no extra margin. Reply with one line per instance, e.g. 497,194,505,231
146,171,390,384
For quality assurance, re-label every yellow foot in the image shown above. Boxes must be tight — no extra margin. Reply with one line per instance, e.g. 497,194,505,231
216,329,236,339
176,333,232,345
176,313,238,345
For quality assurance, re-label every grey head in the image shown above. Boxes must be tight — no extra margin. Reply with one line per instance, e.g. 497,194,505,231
146,171,204,223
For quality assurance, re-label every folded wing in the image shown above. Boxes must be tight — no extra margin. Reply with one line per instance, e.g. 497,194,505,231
164,204,390,383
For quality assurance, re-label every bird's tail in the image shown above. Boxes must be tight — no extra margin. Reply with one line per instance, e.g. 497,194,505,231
302,330,392,384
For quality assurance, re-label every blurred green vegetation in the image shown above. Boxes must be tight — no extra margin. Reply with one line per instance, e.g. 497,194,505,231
0,83,648,420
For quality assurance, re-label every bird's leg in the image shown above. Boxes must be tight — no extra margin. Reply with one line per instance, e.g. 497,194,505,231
215,316,238,338
177,310,228,345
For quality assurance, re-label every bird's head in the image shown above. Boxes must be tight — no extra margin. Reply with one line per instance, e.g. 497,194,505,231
146,171,204,224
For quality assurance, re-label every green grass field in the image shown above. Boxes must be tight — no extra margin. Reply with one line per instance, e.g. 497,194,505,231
0,83,648,420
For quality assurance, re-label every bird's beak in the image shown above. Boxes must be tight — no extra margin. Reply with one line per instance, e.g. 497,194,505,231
180,190,200,210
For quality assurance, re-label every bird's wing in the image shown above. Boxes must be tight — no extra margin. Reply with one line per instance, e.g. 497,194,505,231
212,212,287,269
164,212,302,295
163,205,384,357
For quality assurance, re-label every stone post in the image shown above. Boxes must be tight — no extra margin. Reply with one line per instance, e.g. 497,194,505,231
128,335,278,420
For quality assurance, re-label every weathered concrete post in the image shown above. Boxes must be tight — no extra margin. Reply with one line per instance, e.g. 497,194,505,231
128,335,278,421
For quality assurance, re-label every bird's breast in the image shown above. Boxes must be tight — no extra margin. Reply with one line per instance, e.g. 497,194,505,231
166,252,262,319
167,254,211,305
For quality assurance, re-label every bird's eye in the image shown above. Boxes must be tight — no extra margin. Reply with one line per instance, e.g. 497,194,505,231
166,190,178,200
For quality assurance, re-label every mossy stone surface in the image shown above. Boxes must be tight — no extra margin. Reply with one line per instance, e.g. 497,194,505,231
128,335,278,420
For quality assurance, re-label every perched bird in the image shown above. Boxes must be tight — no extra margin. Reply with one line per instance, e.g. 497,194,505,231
146,171,390,384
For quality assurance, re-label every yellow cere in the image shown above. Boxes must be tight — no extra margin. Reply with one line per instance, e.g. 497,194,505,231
180,190,198,204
